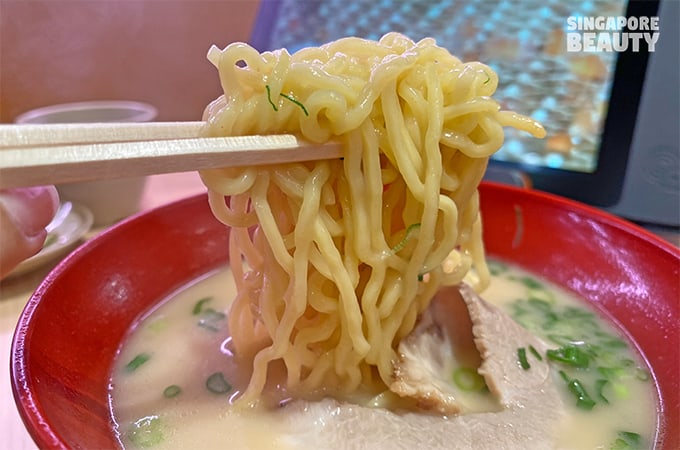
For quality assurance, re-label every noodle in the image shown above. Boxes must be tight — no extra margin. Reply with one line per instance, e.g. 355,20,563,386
199,33,545,405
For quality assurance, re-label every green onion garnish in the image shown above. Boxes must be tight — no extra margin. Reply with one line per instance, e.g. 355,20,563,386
265,84,309,116
192,296,213,315
125,353,151,373
546,344,590,368
206,371,232,394
600,337,628,349
488,260,507,276
163,385,182,398
452,367,486,391
279,92,309,116
528,345,542,361
518,276,543,290
546,334,576,346
621,358,636,368
527,298,553,312
391,223,421,253
559,371,596,410
517,347,531,370
562,306,591,318
127,415,163,448
265,85,278,111
634,368,650,382
595,379,610,404
482,71,490,84
610,431,643,449
505,283,650,419
612,382,630,400
598,366,626,380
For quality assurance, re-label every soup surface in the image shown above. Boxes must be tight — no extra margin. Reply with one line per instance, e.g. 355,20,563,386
109,261,657,449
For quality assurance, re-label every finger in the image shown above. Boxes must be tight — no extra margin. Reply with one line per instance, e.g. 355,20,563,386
0,186,60,278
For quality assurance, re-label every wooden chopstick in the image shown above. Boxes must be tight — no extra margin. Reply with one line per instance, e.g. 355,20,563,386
0,122,342,189
0,121,206,148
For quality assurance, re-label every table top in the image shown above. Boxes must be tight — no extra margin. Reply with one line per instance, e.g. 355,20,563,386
0,171,207,449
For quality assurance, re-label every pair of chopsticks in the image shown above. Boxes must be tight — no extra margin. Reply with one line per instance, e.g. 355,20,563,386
0,122,342,188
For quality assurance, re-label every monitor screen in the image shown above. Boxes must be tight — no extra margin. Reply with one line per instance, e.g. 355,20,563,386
250,0,660,206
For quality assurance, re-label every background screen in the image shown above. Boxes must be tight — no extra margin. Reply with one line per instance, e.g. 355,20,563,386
254,0,629,174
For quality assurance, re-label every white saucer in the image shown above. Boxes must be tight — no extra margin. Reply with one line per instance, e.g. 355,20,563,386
6,202,94,278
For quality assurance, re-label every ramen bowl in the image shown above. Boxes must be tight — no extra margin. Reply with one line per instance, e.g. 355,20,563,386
11,182,680,449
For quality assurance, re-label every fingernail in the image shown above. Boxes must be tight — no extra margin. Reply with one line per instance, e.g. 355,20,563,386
0,186,60,238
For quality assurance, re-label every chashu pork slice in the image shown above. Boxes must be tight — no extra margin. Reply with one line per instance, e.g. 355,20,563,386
277,284,566,450
391,283,557,412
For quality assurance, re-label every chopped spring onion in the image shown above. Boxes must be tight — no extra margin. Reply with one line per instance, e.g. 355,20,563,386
559,370,596,410
146,318,167,333
600,336,628,349
453,367,486,391
192,296,213,315
163,385,182,398
206,371,232,394
125,353,151,373
265,84,309,116
528,345,542,361
595,379,610,404
265,85,278,111
598,366,626,380
562,306,596,320
127,415,163,448
505,273,650,421
546,344,590,368
517,275,542,290
634,368,650,381
391,223,421,253
527,298,554,314
488,260,507,276
517,347,531,370
482,71,491,84
280,92,309,116
546,334,575,346
612,382,630,400
610,431,643,450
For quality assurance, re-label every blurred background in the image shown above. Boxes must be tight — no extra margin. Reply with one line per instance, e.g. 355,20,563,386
0,0,625,171
0,0,260,123
0,0,677,232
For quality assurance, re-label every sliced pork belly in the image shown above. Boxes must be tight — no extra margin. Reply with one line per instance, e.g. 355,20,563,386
391,283,555,412
277,284,566,450
390,283,492,414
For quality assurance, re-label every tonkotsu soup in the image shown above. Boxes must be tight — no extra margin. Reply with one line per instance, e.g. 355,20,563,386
109,261,657,450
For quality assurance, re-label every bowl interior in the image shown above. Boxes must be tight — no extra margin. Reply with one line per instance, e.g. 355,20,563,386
11,183,680,449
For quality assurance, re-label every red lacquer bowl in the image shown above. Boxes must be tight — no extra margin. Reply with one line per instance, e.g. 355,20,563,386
11,182,680,449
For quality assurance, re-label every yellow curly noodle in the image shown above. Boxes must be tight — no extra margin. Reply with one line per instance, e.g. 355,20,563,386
199,33,545,405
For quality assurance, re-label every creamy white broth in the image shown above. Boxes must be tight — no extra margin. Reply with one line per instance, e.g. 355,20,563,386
483,261,657,449
109,262,657,449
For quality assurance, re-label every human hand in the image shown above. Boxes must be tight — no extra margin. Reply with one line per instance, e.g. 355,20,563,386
0,186,60,279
